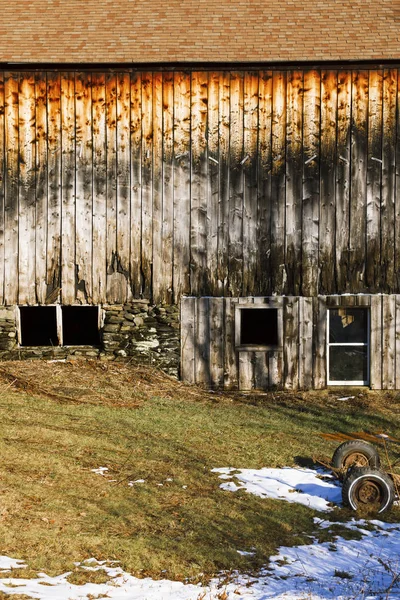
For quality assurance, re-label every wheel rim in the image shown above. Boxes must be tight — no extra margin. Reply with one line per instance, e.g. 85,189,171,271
343,452,370,468
356,480,383,505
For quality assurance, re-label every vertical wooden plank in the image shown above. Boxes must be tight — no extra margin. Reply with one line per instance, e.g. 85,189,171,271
0,73,5,305
116,72,131,302
257,71,273,296
180,297,196,384
130,72,142,298
152,72,163,304
238,297,254,390
217,72,230,295
160,72,174,304
335,71,351,293
313,296,327,388
207,72,219,296
285,70,303,296
242,71,259,295
224,297,239,390
75,72,93,303
196,296,210,386
18,73,36,305
320,71,337,295
105,73,118,303
190,71,209,296
60,72,75,304
271,71,286,294
370,294,382,389
395,295,400,389
283,296,299,389
302,70,320,297
4,72,19,305
366,69,383,292
209,297,224,389
382,295,395,389
141,72,153,299
173,71,191,302
349,71,368,292
228,71,244,296
381,69,397,292
35,74,48,305
396,70,400,292
298,296,313,389
253,297,269,389
92,72,107,304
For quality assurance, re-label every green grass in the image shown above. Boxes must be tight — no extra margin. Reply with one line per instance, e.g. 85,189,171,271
0,361,400,581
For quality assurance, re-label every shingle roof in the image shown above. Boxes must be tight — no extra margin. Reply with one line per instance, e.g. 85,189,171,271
1,0,399,64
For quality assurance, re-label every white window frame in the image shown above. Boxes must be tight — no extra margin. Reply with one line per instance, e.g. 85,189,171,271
326,308,370,386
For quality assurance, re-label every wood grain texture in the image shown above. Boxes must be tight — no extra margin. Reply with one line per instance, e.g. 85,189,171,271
35,74,48,305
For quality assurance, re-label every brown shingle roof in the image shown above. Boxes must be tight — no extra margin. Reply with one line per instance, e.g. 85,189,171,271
1,0,399,64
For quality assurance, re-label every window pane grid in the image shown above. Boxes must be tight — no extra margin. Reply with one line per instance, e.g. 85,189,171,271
327,308,370,385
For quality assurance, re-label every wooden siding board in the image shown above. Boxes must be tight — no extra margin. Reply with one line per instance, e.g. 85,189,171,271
75,72,93,303
370,294,382,389
91,72,107,304
207,72,220,296
130,72,142,298
141,72,153,299
349,71,368,292
18,73,36,305
209,297,224,388
4,73,19,305
396,70,400,292
382,294,395,389
271,71,286,294
253,297,269,389
152,72,164,304
228,72,244,296
319,71,337,295
298,296,313,389
302,70,320,297
196,296,211,385
217,72,230,295
313,295,327,388
283,296,299,389
35,73,48,305
105,73,119,303
366,70,383,293
285,70,303,296
160,72,174,304
224,297,238,389
396,295,400,390
243,71,259,296
0,74,5,305
257,71,272,296
173,71,191,302
335,71,351,293
180,296,196,384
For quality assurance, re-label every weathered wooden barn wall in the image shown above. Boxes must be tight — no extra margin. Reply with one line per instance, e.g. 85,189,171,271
181,295,400,390
0,67,398,306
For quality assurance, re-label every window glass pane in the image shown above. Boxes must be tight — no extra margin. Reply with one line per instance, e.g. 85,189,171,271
329,308,368,344
329,346,368,382
240,308,278,346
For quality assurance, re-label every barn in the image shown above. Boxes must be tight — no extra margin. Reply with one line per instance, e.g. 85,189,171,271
0,1,399,390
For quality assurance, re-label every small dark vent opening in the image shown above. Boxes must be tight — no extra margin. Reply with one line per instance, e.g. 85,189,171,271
240,308,278,346
20,306,58,346
62,306,100,346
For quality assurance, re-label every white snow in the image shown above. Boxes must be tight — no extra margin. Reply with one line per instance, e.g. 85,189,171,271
0,466,399,599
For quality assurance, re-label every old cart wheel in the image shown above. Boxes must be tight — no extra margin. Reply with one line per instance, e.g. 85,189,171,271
342,467,395,514
332,440,380,479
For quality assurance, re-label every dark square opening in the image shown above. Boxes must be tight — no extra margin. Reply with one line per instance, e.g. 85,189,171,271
62,306,100,346
240,308,278,346
20,306,59,346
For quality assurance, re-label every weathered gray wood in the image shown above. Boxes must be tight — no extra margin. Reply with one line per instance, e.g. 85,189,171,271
152,72,164,304
242,71,258,295
18,73,36,305
0,74,5,304
217,72,230,295
141,72,153,299
130,72,142,297
335,71,351,293
196,296,210,386
75,72,93,303
382,295,396,389
395,295,400,389
381,69,397,293
180,297,196,384
161,72,174,304
285,70,303,296
271,71,286,294
224,297,239,389
190,71,209,296
173,71,191,302
313,296,327,388
4,73,19,305
237,296,254,389
283,296,299,389
299,297,313,389
366,70,382,292
370,294,382,389
207,72,220,296
319,71,337,295
92,73,107,304
35,74,48,305
396,69,400,292
253,296,269,389
209,297,224,388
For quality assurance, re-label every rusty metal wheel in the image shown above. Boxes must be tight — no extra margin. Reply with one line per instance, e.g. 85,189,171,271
342,467,395,514
331,440,380,479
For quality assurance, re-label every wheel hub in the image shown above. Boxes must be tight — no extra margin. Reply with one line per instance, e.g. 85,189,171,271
357,481,382,505
344,452,369,468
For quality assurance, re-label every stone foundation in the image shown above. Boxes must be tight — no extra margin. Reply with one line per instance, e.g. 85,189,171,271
0,302,180,378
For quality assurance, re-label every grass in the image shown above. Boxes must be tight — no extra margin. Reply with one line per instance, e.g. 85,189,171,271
0,359,399,582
